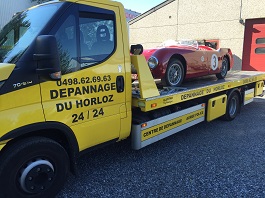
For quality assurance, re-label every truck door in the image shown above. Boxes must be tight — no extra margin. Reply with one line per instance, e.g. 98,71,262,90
39,3,127,151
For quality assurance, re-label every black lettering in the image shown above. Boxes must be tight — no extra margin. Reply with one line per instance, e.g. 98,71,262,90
213,85,225,92
91,98,97,105
82,86,89,95
56,103,64,112
72,114,78,123
102,96,108,103
104,83,110,91
50,90,59,99
64,101,72,110
51,82,117,99
74,87,82,96
74,95,114,108
181,90,204,101
84,99,90,106
76,100,83,108
68,88,75,96
108,95,114,102
93,109,98,117
60,89,67,98
90,85,97,93
98,108,104,116
143,127,160,137
98,84,104,92
186,111,204,120
111,82,116,90
97,97,102,104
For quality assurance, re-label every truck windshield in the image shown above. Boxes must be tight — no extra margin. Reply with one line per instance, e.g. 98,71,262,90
0,3,62,63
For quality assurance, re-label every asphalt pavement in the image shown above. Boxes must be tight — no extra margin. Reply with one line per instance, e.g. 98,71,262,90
57,96,265,198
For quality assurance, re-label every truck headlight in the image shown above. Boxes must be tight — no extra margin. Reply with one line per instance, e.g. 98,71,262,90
148,56,158,69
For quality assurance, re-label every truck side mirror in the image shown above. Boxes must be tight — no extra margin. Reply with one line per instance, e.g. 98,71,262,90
34,35,61,80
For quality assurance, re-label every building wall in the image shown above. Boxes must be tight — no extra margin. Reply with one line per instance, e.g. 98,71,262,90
0,0,36,30
129,0,264,70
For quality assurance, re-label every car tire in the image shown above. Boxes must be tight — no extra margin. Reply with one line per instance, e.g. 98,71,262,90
0,137,69,198
163,59,184,86
216,56,229,79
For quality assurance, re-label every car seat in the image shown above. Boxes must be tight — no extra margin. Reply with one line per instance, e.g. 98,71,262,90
91,25,113,55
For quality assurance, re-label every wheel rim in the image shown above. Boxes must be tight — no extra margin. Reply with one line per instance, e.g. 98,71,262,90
168,63,182,86
19,159,55,194
221,58,228,77
229,97,237,116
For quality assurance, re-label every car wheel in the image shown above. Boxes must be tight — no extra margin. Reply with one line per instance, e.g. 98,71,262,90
0,137,69,198
163,59,184,86
216,56,229,79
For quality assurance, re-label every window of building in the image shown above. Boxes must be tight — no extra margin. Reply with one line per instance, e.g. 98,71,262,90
256,38,265,44
255,48,265,54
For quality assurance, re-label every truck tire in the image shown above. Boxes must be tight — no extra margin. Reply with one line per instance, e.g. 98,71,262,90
0,137,69,198
222,91,240,121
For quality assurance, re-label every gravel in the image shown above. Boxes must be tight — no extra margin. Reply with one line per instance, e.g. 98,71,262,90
57,96,265,198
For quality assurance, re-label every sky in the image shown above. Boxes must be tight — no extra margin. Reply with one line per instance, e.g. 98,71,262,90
114,0,166,13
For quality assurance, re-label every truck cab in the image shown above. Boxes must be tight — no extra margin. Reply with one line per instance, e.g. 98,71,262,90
0,0,132,149
0,1,132,197
0,0,264,197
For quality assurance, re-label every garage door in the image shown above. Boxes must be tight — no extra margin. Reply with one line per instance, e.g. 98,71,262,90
242,18,265,71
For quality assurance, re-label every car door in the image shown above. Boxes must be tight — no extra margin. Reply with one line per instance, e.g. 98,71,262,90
39,3,127,151
184,47,209,78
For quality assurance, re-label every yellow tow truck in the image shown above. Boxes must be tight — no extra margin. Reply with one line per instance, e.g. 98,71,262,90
0,0,264,197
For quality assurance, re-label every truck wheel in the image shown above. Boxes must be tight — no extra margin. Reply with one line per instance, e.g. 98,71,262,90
216,56,229,79
163,59,184,87
222,91,240,121
0,137,69,198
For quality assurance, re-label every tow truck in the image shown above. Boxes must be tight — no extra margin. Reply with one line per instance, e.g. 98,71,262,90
0,0,264,197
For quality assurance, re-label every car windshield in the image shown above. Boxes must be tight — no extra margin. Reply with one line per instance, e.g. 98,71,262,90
0,2,63,63
160,39,198,49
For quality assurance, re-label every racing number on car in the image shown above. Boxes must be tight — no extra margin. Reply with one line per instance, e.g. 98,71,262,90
211,54,218,70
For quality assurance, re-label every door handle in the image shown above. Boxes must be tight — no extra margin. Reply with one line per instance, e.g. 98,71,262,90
116,76,124,93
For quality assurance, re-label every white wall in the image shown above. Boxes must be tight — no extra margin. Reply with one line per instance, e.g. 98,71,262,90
129,0,265,70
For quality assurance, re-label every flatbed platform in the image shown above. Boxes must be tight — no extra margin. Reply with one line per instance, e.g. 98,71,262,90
132,71,265,112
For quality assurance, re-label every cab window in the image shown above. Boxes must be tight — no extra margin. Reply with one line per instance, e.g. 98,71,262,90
79,12,115,69
55,15,78,74
52,5,116,74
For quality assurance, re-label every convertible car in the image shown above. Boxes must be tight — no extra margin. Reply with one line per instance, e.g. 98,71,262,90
142,40,234,86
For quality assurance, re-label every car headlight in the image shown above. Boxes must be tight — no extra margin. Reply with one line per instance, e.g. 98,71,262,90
148,56,158,69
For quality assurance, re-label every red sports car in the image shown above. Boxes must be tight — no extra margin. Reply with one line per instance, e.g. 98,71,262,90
142,40,234,86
